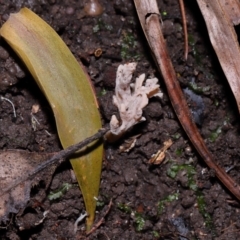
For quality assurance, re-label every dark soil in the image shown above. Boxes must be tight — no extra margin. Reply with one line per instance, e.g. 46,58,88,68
1,0,240,239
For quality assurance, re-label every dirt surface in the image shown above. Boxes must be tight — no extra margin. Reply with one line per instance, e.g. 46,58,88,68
1,0,240,239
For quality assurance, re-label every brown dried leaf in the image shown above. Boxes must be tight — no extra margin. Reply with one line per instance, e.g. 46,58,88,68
196,0,240,112
0,150,55,223
218,0,240,25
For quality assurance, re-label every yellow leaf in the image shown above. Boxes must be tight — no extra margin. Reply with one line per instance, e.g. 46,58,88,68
0,8,103,230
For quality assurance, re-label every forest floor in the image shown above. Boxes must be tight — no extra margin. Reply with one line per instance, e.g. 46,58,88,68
0,0,240,239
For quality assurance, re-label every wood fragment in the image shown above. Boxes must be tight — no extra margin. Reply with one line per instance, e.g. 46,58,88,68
119,134,141,153
148,139,173,164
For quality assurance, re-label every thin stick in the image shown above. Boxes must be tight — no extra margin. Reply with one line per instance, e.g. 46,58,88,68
178,0,188,60
86,198,113,236
0,128,109,196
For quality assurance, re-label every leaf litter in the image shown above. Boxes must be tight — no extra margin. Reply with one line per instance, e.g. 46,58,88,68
1,0,240,238
0,150,55,223
0,128,107,229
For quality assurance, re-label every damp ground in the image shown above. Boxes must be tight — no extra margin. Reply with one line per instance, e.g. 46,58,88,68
0,1,240,239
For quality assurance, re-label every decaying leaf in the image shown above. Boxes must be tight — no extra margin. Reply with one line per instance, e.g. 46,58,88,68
196,0,240,113
148,139,173,164
0,150,55,223
106,62,163,141
218,0,240,25
0,8,103,230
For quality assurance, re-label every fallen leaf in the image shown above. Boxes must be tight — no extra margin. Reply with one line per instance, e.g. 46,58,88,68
0,8,103,230
218,0,240,25
196,0,240,112
0,150,55,223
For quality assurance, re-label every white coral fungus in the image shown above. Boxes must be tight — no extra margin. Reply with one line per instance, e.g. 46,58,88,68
110,62,163,137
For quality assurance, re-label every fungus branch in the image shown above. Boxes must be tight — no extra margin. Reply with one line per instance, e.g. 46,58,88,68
105,62,163,142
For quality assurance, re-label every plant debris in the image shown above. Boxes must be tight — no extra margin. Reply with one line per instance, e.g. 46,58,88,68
119,134,141,153
0,129,108,225
148,139,173,164
0,150,55,223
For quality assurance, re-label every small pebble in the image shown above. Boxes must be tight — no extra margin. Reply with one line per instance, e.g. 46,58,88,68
84,0,103,17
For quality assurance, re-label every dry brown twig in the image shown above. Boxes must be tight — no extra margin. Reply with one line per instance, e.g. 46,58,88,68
178,0,188,60
85,198,113,236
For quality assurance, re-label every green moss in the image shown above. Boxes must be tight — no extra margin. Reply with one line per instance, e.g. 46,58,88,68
105,24,113,31
117,203,148,232
166,163,214,231
208,117,230,142
157,192,179,214
48,183,73,201
196,191,214,229
188,34,203,64
214,99,219,107
188,34,196,46
134,212,145,232
175,148,183,157
117,202,132,214
209,126,222,142
120,31,141,60
98,88,107,96
171,132,181,140
96,200,105,208
152,230,160,238
167,163,197,191
93,24,100,33
188,81,211,94
93,19,113,33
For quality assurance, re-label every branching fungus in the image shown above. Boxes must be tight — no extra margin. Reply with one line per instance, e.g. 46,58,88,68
106,62,163,141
